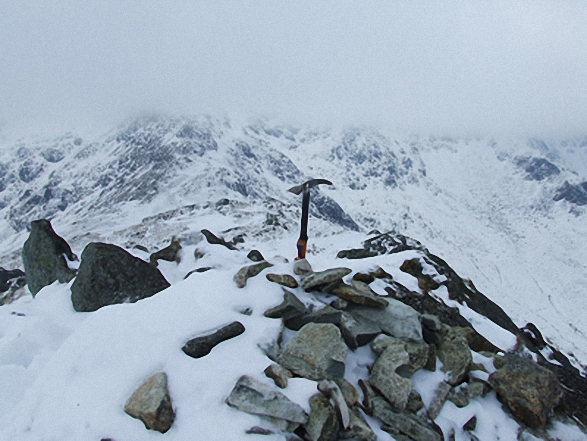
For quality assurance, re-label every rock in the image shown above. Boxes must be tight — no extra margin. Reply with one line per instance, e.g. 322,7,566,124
351,272,375,284
234,261,273,288
348,300,423,342
338,311,381,350
264,363,293,389
372,396,442,441
337,232,427,260
0,267,26,293
226,375,308,429
400,258,441,293
184,267,212,279
246,426,274,435
293,258,313,276
70,242,170,312
264,289,306,320
194,248,205,259
301,267,352,292
266,273,299,288
283,305,343,332
305,393,340,441
463,415,477,432
372,336,430,376
22,219,77,296
124,372,175,433
318,379,350,429
337,379,359,407
247,249,265,262
328,282,389,309
447,386,469,408
554,180,587,206
277,323,347,381
369,339,413,410
406,390,424,413
149,237,181,266
330,298,349,310
488,353,563,427
201,229,237,250
338,407,376,441
182,321,245,358
427,381,451,420
437,325,472,385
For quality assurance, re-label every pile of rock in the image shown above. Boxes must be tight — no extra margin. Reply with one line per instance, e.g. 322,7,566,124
15,222,587,439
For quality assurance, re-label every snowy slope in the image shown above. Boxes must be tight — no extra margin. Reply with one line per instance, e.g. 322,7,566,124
0,115,586,439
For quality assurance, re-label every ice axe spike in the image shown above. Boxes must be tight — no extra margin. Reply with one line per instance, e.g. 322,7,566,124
288,178,333,259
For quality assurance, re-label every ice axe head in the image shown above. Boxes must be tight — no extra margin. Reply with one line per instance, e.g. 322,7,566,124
288,178,333,259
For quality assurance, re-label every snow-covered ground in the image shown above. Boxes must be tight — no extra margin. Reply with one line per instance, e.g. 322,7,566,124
0,119,586,439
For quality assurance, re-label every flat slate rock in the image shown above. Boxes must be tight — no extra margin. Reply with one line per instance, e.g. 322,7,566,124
300,267,352,291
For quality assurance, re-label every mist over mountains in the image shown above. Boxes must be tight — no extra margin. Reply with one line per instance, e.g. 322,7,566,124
1,115,586,362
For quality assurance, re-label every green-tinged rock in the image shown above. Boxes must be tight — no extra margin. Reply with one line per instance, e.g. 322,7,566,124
372,396,442,441
278,323,347,381
437,325,472,385
369,341,413,410
226,375,308,427
305,393,340,441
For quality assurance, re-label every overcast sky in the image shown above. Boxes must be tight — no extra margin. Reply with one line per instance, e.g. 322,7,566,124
1,1,587,137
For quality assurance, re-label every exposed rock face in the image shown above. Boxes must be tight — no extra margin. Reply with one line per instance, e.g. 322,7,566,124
22,219,77,296
70,242,170,312
124,372,175,433
277,323,347,381
554,181,587,206
226,375,308,431
489,353,563,427
515,156,561,181
182,321,245,358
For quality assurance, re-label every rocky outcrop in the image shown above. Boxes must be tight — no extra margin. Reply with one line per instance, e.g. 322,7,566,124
182,321,245,358
337,232,427,259
124,372,175,433
70,242,170,312
22,219,77,296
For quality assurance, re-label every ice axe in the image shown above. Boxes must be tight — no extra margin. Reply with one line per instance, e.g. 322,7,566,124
288,178,333,259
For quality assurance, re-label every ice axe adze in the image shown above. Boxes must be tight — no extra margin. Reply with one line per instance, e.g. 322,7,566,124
288,178,333,259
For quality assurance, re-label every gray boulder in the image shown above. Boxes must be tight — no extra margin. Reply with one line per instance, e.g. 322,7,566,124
124,372,175,433
22,219,77,296
348,299,423,342
70,242,170,312
488,353,563,427
277,323,347,381
226,375,308,430
264,289,306,320
338,312,381,350
328,282,389,309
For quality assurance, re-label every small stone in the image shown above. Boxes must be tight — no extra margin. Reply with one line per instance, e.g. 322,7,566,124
437,325,472,386
283,305,342,331
338,407,376,441
124,372,175,433
266,273,299,288
328,283,389,309
182,322,245,358
372,396,442,441
301,268,352,291
305,393,340,441
264,289,306,320
352,272,375,284
234,261,273,288
194,248,205,259
247,250,265,262
201,229,237,250
264,363,292,389
406,390,424,413
337,379,359,407
293,258,313,276
318,379,350,429
447,386,469,408
330,298,349,310
149,237,181,266
427,381,451,420
463,416,477,432
246,426,274,435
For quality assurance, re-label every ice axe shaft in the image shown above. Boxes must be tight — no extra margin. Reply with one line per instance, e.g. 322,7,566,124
288,178,333,259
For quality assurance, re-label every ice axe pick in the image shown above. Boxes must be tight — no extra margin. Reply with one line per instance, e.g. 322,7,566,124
288,178,333,259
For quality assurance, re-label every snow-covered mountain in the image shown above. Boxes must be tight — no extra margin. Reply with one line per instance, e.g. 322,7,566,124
1,115,587,440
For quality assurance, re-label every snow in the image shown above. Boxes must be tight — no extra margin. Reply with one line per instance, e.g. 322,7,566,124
0,119,587,439
0,238,584,440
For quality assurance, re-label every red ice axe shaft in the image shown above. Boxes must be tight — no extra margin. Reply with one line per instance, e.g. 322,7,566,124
288,179,333,259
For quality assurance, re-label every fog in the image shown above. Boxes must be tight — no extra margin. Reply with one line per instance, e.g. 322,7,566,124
2,1,587,137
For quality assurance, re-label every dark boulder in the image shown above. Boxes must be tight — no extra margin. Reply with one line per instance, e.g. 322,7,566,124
149,237,181,266
22,219,77,296
0,267,26,293
554,181,587,206
70,242,170,312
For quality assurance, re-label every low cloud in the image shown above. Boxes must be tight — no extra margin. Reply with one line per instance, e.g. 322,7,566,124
1,1,587,137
